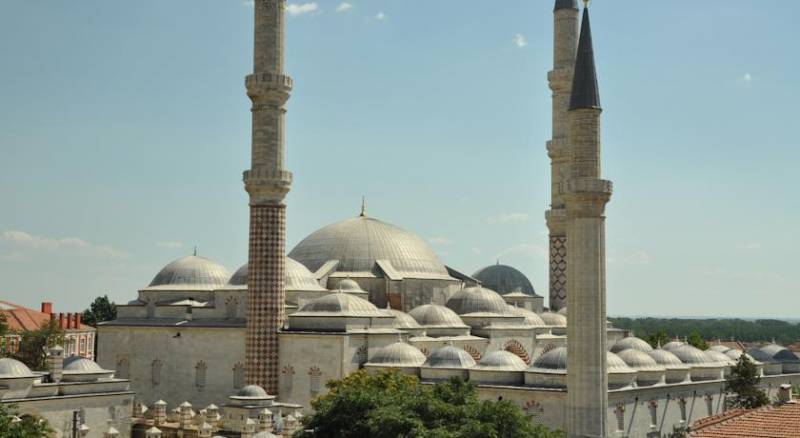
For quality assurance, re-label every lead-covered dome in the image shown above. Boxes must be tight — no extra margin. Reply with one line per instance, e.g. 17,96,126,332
288,216,451,279
0,357,34,378
616,349,664,371
368,342,426,367
295,292,384,317
671,345,712,365
646,349,687,368
423,345,476,369
475,350,527,371
540,311,567,327
445,286,510,315
610,337,653,354
408,304,466,328
148,255,231,290
228,257,326,291
530,347,568,371
472,264,537,296
506,305,547,327
385,309,422,330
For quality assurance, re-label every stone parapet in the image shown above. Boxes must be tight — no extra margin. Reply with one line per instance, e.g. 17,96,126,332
244,170,292,204
246,73,293,104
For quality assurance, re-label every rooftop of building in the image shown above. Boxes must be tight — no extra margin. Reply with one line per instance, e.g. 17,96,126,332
0,300,94,332
689,402,800,438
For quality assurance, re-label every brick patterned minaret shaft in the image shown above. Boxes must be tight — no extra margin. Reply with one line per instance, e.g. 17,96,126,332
563,4,612,437
244,0,293,394
546,0,580,311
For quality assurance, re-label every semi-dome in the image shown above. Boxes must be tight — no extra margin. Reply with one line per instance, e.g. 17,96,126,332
506,305,547,327
616,349,664,371
368,342,426,367
337,279,364,292
610,337,653,354
288,216,452,279
530,347,568,371
472,264,537,296
296,292,384,317
0,357,34,378
671,345,711,365
408,304,466,328
475,350,527,371
385,309,421,330
445,286,510,316
423,345,477,369
228,257,326,291
540,311,567,327
148,255,231,289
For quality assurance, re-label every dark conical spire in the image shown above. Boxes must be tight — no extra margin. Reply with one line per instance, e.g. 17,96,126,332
569,6,601,111
554,0,579,11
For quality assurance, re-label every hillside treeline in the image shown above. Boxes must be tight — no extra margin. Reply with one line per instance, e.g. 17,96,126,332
609,317,800,346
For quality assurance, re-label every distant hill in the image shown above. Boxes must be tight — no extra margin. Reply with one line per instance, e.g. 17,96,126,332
608,317,800,347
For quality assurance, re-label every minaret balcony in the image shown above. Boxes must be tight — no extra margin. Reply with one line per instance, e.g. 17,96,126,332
246,73,293,101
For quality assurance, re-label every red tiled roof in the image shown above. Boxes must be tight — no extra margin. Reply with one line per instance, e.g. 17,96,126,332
0,300,93,332
690,403,800,438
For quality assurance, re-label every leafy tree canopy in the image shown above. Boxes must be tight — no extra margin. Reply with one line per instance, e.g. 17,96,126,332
646,330,671,349
687,332,709,351
0,312,8,337
82,295,117,327
296,370,563,438
725,354,770,409
609,317,800,346
14,320,64,371
0,403,53,438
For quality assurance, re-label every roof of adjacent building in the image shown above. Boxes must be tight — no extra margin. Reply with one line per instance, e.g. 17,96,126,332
689,403,800,437
0,300,93,332
472,264,539,296
569,6,601,111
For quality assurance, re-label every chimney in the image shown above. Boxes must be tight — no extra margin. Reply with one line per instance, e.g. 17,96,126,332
778,384,793,404
75,313,81,328
41,302,53,315
67,313,73,329
58,313,65,329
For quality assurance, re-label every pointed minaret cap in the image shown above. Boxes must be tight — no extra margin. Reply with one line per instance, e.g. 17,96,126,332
554,0,579,11
568,3,601,111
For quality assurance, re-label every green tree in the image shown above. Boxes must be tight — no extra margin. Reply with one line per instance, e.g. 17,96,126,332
14,320,64,371
725,354,770,409
687,332,709,350
0,312,8,337
296,370,563,438
0,403,53,437
646,330,671,349
81,295,117,326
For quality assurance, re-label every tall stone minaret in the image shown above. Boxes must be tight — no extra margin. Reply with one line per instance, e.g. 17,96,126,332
244,0,293,394
564,3,612,437
546,0,580,311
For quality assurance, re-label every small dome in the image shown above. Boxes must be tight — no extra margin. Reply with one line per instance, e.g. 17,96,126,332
472,264,537,296
646,349,688,368
506,305,546,327
229,257,326,291
337,279,363,292
0,357,34,378
386,309,421,330
610,337,653,354
236,385,269,398
408,304,466,328
758,344,800,363
297,292,384,317
705,350,736,366
662,340,685,351
709,345,731,353
540,311,567,327
368,342,426,367
288,216,451,278
530,347,568,371
616,349,664,371
63,356,106,374
149,255,231,289
475,350,527,371
445,286,510,316
671,345,711,365
607,352,636,373
423,345,476,369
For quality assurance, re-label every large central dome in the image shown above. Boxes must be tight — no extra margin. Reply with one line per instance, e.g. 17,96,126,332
288,215,450,279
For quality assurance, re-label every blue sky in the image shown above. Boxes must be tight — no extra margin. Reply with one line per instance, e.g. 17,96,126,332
0,0,797,318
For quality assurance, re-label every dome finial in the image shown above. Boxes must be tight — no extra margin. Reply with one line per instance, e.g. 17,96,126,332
359,196,367,217
193,246,197,256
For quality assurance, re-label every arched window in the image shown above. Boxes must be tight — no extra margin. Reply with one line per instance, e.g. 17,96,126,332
504,339,531,365
280,365,295,398
308,366,322,396
195,361,207,390
233,362,245,389
151,359,163,386
116,356,130,379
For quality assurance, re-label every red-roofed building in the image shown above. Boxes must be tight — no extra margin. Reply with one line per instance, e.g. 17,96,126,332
690,402,800,437
0,300,96,359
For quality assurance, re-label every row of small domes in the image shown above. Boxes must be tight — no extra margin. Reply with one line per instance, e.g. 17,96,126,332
0,355,112,380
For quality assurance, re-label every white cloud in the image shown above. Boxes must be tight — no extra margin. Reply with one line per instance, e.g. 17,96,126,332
487,213,529,225
514,33,528,48
497,244,547,260
0,230,128,258
428,237,452,246
157,241,184,249
374,11,387,20
741,73,752,83
622,250,651,265
336,2,353,12
471,247,482,256
286,2,319,16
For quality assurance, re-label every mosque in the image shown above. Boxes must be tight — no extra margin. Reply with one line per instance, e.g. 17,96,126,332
93,1,800,437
